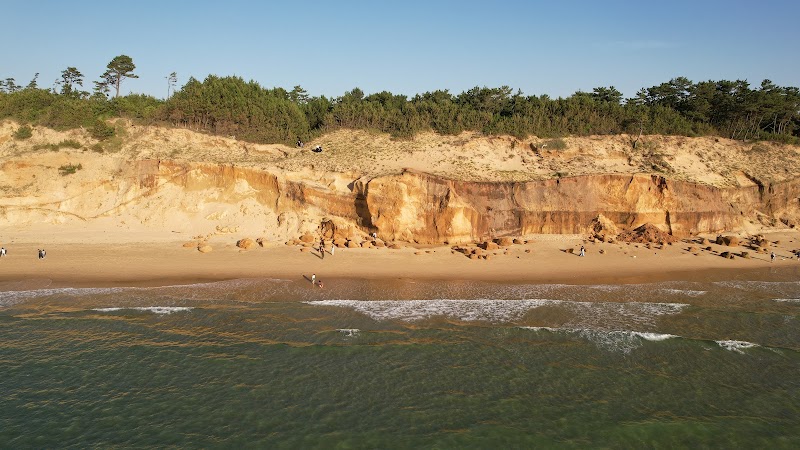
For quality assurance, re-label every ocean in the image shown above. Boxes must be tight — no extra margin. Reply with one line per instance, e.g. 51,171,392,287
1,271,799,448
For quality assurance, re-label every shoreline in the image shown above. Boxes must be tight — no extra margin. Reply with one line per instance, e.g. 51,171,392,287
1,231,798,290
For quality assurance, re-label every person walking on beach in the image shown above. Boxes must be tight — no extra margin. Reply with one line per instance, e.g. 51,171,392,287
579,245,585,257
330,242,335,256
770,251,776,263
0,247,5,257
311,273,316,285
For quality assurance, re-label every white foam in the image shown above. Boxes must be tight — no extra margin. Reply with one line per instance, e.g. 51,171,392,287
0,287,126,307
774,298,800,303
337,328,360,337
716,340,759,354
519,326,677,352
519,326,561,332
92,306,194,315
309,299,555,322
307,299,688,326
632,331,678,341
658,288,707,297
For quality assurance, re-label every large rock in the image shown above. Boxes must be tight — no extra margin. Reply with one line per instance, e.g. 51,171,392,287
496,237,514,247
197,245,213,253
299,233,315,243
236,238,256,250
716,235,740,246
589,214,619,241
347,240,360,248
480,241,499,251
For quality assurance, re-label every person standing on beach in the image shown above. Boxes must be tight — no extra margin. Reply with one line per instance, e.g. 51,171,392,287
319,240,325,259
311,273,316,285
317,280,324,289
0,247,5,257
771,251,776,262
330,242,335,257
579,246,585,257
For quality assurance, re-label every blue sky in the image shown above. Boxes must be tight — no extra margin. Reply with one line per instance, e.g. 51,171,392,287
2,0,798,99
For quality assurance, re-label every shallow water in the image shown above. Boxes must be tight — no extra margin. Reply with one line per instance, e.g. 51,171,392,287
1,275,799,447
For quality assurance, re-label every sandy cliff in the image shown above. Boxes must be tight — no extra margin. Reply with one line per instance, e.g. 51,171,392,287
1,121,798,244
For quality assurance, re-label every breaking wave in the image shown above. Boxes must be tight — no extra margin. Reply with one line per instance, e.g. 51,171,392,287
92,306,194,315
716,340,759,353
306,298,688,325
519,326,678,353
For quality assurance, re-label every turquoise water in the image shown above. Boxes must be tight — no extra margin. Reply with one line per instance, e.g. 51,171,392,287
1,274,799,448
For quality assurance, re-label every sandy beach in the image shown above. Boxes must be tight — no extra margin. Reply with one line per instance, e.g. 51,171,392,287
1,229,798,289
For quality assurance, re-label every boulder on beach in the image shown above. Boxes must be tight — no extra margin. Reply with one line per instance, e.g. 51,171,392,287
716,235,740,246
236,238,256,250
300,233,315,243
183,241,197,248
198,245,213,253
496,237,514,247
589,214,619,241
480,241,499,251
347,240,360,248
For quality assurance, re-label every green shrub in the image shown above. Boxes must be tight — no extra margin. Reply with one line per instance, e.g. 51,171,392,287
58,163,83,176
90,120,115,140
34,139,83,151
13,125,33,140
541,138,567,150
59,139,82,149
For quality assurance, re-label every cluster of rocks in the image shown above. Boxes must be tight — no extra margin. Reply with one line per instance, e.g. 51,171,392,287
451,237,527,260
286,232,403,251
684,233,791,260
588,214,619,243
617,224,678,244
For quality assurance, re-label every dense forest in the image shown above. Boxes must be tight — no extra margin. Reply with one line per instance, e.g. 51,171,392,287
2,55,799,145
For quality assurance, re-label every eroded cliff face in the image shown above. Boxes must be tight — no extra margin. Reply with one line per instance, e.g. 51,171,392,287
143,161,800,242
1,157,798,242
361,171,800,243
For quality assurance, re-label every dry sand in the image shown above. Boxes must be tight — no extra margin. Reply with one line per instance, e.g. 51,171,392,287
1,230,798,289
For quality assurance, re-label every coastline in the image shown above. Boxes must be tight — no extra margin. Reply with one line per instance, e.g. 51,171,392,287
1,231,798,289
